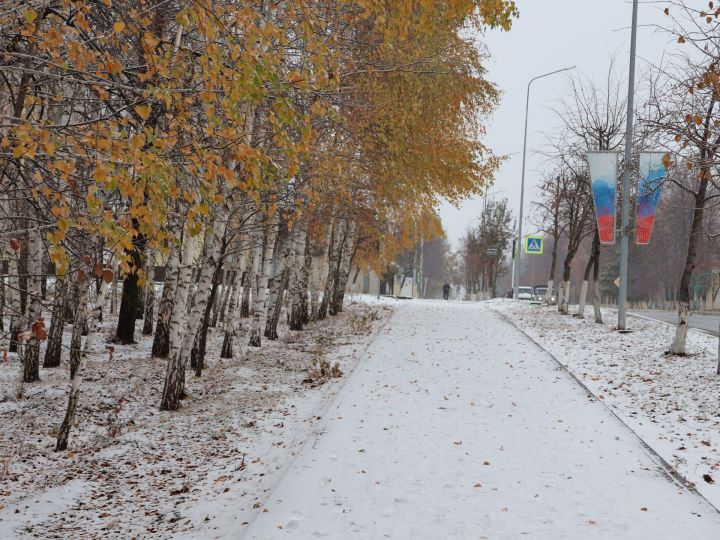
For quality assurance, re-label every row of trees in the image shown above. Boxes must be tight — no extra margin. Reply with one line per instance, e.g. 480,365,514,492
459,197,514,298
0,0,518,449
530,1,720,356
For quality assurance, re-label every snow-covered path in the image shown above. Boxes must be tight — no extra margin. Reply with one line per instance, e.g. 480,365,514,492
242,301,720,539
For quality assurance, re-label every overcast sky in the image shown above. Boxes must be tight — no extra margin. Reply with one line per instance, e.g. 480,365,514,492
439,0,678,248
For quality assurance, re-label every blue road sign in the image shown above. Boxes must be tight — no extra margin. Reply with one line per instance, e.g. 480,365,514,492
524,236,544,255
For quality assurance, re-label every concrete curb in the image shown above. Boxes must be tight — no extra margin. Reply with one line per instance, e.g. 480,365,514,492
488,305,720,516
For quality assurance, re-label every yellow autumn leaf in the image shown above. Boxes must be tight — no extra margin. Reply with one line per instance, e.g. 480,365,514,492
135,104,151,121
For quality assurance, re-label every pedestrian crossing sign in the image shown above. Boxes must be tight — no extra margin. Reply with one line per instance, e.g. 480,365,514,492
524,235,544,255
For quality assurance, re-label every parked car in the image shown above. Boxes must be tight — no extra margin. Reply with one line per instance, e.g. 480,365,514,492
517,286,533,300
546,289,558,305
531,286,547,304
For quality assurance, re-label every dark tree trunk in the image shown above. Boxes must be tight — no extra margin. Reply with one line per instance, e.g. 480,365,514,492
142,262,155,335
152,305,171,356
64,278,77,323
142,287,154,335
115,230,146,344
135,283,145,320
317,223,339,321
240,270,251,318
220,282,240,358
43,278,67,368
671,167,710,354
115,272,139,344
190,262,222,376
115,250,142,344
152,256,179,358
220,326,235,358
592,232,602,324
549,236,558,285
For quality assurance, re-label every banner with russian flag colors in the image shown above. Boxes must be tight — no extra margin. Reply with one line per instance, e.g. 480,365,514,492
587,152,619,244
635,152,667,245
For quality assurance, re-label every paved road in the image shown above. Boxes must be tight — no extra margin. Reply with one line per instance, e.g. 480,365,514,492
243,301,720,539
632,310,719,336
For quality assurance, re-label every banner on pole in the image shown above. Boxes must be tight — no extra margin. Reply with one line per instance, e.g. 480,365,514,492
524,235,544,255
587,152,619,244
635,152,667,245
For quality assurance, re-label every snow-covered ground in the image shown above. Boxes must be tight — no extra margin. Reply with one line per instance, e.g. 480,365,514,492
0,299,391,539
489,299,720,511
244,300,720,539
6,297,720,539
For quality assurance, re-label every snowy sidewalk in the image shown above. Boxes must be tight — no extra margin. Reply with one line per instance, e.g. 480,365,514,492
242,301,720,539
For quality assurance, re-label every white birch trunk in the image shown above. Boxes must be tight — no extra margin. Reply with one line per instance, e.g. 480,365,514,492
168,226,196,358
318,219,344,319
55,276,110,451
576,280,588,319
309,252,321,320
330,220,356,315
556,281,564,312
22,227,43,382
265,226,298,337
220,252,246,358
7,242,21,355
110,257,119,315
671,302,691,355
69,277,90,379
559,280,570,314
288,223,308,329
240,237,257,318
161,206,228,410
248,216,279,347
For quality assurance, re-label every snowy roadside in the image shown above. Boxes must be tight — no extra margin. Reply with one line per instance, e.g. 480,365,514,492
488,299,720,510
0,299,392,539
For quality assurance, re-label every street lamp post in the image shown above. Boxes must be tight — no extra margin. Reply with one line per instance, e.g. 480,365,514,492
617,0,639,331
513,66,576,300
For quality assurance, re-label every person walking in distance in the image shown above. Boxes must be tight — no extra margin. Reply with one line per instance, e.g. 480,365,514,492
443,283,451,300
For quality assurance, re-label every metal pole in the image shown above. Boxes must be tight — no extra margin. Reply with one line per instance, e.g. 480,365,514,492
513,66,575,300
618,0,639,330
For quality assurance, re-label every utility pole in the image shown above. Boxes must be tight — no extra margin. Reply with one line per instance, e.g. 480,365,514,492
513,66,576,300
618,0,639,331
